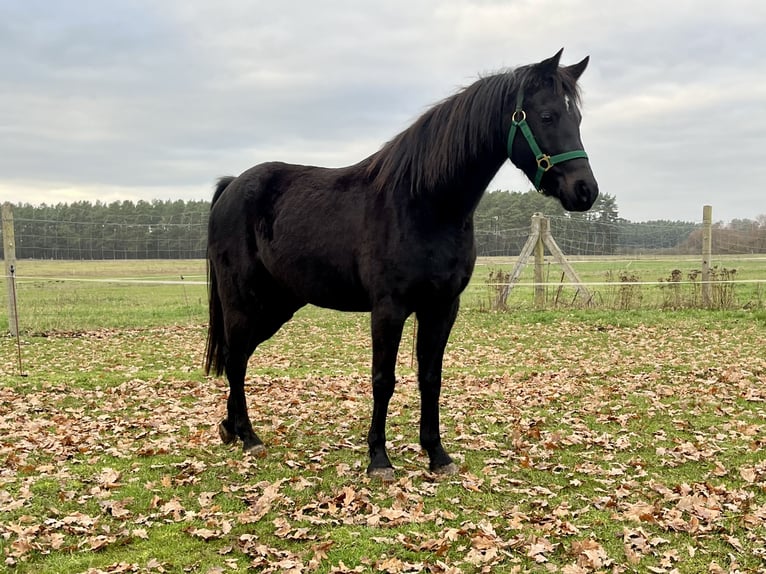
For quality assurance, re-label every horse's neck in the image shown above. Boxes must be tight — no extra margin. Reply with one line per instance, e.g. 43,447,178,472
433,153,508,220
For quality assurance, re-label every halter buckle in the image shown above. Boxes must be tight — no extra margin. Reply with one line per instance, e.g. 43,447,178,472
512,110,526,123
537,155,552,172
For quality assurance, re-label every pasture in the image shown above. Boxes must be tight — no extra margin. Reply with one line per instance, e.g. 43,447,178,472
1,259,766,573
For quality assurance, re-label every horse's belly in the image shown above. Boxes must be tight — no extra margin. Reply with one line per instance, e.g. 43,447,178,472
268,259,371,312
306,284,371,312
312,295,371,312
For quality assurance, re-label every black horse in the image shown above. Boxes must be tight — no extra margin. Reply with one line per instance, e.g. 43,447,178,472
205,49,598,479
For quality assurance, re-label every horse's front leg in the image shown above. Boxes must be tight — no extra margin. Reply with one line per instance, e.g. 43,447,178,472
366,302,408,481
416,300,460,475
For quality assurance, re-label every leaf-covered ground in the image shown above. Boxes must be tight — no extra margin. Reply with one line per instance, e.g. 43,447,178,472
1,309,765,573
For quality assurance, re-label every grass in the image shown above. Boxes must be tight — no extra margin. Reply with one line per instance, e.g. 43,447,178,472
1,260,765,572
1,256,764,335
470,254,765,311
2,260,207,334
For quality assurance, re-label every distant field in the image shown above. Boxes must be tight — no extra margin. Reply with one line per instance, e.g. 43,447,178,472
2,256,763,334
2,260,208,334
472,254,765,311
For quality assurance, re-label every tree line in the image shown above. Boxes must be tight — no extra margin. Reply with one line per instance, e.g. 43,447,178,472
474,190,766,256
2,194,764,260
3,200,210,260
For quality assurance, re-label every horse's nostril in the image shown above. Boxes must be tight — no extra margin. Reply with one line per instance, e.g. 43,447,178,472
576,180,597,206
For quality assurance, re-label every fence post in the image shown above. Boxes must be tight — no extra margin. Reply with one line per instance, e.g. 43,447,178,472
534,214,546,308
494,213,590,309
701,205,712,307
494,213,541,309
2,202,18,336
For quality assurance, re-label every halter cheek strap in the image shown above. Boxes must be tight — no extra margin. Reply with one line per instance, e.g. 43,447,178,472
506,90,588,191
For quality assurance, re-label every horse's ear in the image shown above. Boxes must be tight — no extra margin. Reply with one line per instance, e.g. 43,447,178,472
537,48,564,75
563,56,589,81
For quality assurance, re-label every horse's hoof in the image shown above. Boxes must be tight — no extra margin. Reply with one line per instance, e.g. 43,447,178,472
367,466,395,482
243,443,267,458
432,462,459,476
218,421,237,445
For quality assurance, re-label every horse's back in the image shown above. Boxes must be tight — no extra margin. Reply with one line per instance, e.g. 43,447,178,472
208,161,375,311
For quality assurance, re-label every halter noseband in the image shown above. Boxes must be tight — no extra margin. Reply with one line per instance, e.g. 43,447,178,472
506,89,588,191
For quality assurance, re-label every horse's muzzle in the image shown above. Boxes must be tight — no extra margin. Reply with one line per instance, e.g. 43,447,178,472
551,177,598,212
572,178,599,211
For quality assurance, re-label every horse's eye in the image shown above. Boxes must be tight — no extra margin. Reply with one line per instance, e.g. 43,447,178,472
540,112,554,125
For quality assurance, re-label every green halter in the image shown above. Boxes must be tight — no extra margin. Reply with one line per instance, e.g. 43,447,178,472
506,89,589,190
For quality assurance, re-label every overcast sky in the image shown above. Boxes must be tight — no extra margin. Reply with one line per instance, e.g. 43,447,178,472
1,0,764,223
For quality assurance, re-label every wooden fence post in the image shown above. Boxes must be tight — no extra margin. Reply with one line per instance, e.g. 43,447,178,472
2,202,18,336
701,205,712,308
494,213,591,309
534,215,546,308
494,213,541,309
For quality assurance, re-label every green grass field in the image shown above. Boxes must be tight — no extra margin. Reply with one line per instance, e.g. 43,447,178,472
2,255,764,334
1,260,766,573
469,254,765,312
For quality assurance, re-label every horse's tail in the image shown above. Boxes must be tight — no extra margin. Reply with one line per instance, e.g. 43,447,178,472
204,176,235,376
211,176,235,207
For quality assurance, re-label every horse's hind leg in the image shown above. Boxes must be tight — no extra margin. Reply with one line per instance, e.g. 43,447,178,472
219,331,262,454
220,300,298,454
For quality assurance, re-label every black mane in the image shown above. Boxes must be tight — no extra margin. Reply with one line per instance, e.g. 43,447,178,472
366,64,582,196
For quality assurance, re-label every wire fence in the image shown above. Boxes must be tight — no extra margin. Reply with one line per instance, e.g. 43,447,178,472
4,204,765,261
475,216,766,257
2,254,764,336
2,207,765,335
10,216,208,260
1,261,208,335
470,254,766,311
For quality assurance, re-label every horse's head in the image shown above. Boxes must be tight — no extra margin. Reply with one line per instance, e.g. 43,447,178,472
506,49,599,212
